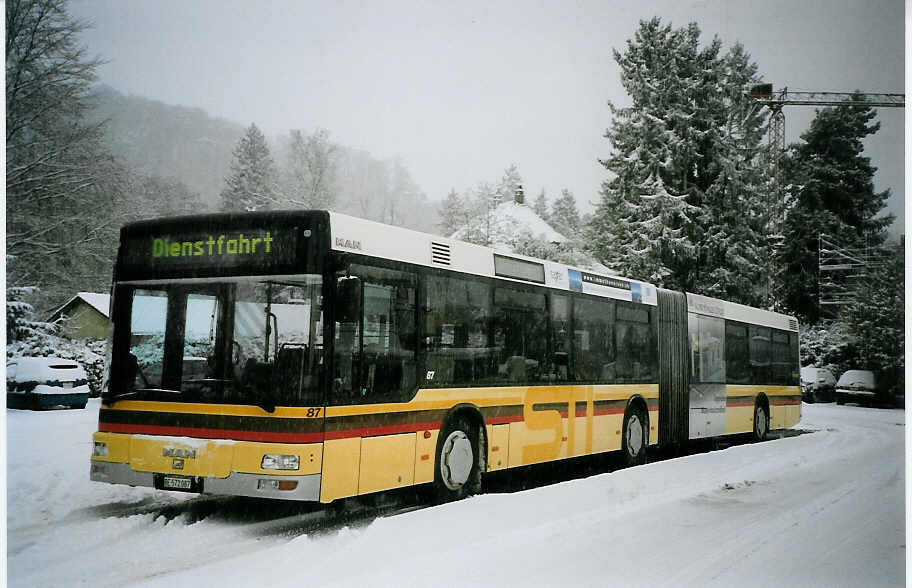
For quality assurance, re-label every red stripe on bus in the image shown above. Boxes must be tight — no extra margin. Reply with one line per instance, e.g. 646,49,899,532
324,420,442,440
98,422,323,443
486,415,524,425
726,401,755,407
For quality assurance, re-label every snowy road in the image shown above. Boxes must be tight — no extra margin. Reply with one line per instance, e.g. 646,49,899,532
6,400,906,587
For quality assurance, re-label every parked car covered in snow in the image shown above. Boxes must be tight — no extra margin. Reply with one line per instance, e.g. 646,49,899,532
6,357,90,409
835,369,880,406
800,366,836,403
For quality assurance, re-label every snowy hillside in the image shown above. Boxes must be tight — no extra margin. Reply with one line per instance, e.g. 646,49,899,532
6,401,905,587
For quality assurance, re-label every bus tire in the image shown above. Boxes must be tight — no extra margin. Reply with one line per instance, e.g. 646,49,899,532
622,405,648,467
434,415,481,502
752,401,769,442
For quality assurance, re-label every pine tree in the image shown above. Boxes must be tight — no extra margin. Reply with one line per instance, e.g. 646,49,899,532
220,123,277,211
461,182,497,246
495,163,523,206
779,97,893,322
439,189,467,236
698,43,770,306
550,189,581,237
592,18,768,301
533,189,549,221
846,243,903,396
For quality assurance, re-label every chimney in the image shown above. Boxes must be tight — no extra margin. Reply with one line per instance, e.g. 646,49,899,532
514,184,525,204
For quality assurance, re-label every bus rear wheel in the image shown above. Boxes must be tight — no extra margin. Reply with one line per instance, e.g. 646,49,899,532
434,415,482,502
752,402,769,442
622,406,648,466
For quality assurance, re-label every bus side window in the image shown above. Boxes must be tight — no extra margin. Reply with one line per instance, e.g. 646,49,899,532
771,329,792,385
690,314,725,383
725,321,750,384
572,296,615,383
423,276,493,387
493,287,547,384
749,325,771,384
615,302,656,383
333,264,417,404
549,294,571,382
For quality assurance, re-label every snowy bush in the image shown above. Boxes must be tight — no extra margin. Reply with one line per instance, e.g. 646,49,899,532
7,286,58,341
799,321,857,377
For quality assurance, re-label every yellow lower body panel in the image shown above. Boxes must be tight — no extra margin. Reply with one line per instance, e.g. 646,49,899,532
358,433,415,495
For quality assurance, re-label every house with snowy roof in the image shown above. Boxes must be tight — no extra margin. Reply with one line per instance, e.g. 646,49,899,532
449,187,610,273
49,292,111,340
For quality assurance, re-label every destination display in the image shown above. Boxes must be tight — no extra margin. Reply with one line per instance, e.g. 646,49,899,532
118,227,300,278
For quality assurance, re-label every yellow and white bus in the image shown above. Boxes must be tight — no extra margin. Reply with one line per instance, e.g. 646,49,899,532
90,210,801,502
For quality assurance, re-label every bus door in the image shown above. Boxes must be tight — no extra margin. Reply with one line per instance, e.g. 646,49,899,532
688,313,726,438
322,265,419,501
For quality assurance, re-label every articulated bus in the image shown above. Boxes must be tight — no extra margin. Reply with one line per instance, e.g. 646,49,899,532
90,210,801,502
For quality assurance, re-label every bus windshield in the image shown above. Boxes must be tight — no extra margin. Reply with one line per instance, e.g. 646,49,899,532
111,275,323,408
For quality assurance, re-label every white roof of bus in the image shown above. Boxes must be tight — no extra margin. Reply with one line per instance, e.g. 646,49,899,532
686,292,797,332
327,211,659,306
327,211,798,330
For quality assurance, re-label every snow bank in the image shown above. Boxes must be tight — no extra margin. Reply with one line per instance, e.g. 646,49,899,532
6,401,905,587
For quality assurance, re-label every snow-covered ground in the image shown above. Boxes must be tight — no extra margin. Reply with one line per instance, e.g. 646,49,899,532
6,400,906,587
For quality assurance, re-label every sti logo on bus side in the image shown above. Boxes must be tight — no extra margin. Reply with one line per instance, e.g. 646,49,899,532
162,448,196,459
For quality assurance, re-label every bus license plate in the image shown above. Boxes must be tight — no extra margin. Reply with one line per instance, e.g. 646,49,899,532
163,476,192,490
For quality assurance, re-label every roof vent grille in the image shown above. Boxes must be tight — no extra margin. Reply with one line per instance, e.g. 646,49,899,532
431,242,451,266
789,318,799,331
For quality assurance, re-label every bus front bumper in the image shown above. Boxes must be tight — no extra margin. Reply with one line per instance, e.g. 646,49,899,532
90,461,321,501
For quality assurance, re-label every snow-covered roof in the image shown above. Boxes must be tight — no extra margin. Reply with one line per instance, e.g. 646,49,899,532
450,200,569,248
51,292,111,320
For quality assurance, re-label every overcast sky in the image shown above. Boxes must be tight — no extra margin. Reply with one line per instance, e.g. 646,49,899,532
70,0,906,230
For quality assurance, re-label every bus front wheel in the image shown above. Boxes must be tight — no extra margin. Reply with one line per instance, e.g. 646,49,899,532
434,415,482,502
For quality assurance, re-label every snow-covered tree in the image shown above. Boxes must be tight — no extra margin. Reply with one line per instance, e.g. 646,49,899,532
439,189,467,236
550,189,581,237
846,243,903,394
282,128,337,209
532,189,550,221
592,18,769,302
6,0,132,312
6,286,57,342
460,182,498,246
220,123,278,211
778,97,893,322
495,163,523,206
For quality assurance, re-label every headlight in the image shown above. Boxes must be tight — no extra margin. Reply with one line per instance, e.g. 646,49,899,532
92,442,108,457
261,454,299,470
